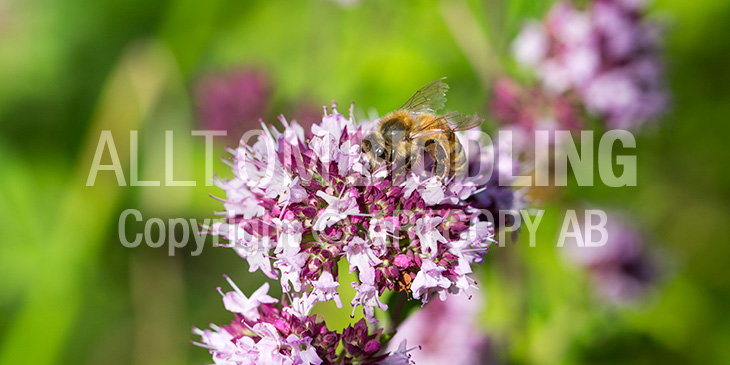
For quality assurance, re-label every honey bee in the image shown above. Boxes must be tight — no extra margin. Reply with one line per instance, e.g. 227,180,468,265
362,78,483,180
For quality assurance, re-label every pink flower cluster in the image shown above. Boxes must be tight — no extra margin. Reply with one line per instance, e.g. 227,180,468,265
194,276,413,364
512,0,668,130
210,104,497,323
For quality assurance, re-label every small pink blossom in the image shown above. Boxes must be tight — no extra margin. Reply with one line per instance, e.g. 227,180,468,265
283,292,317,320
286,335,323,365
311,271,343,308
379,340,416,365
273,252,307,292
402,174,445,205
350,282,388,323
368,217,396,254
273,218,304,256
233,235,277,279
309,134,339,164
411,259,451,303
313,190,360,231
344,236,382,285
415,216,447,259
312,107,348,137
217,277,277,321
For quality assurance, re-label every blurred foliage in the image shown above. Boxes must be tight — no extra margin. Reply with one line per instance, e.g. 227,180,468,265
0,0,729,364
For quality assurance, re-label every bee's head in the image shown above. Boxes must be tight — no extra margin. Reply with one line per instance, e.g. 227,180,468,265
362,133,389,164
380,116,408,145
362,113,411,169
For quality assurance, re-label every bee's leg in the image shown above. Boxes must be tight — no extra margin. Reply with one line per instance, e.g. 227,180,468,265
393,161,409,180
452,143,468,180
425,139,450,179
390,149,410,181
405,152,424,177
392,150,415,181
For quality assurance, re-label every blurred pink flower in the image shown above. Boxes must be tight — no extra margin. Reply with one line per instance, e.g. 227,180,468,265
195,69,271,142
562,209,660,304
387,292,492,365
512,0,669,129
490,77,583,148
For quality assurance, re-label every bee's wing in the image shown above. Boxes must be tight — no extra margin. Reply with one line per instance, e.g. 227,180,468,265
399,78,449,114
408,116,449,139
408,111,483,139
408,128,446,140
443,111,484,131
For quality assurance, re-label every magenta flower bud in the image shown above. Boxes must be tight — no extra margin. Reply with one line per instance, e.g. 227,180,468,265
442,252,458,262
449,221,468,232
273,318,291,336
320,332,339,348
322,259,337,273
387,266,400,279
363,339,380,354
374,268,383,283
326,244,340,257
394,254,412,268
302,207,317,219
413,254,423,268
307,258,323,273
349,224,359,235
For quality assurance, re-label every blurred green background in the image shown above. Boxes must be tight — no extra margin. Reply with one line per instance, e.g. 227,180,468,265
1,0,729,364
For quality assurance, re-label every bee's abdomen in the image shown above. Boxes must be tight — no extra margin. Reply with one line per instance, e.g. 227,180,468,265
449,133,467,178
427,131,465,179
451,140,467,178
